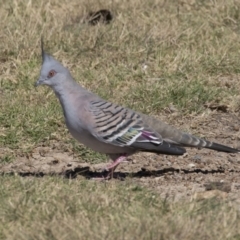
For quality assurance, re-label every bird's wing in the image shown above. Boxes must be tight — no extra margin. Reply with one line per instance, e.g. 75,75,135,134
85,99,186,155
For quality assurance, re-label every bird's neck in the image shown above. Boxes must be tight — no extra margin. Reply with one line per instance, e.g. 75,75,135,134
53,80,78,99
52,80,88,118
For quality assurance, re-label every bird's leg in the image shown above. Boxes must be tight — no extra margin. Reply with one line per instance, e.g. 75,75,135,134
104,155,126,179
105,155,126,172
91,155,127,181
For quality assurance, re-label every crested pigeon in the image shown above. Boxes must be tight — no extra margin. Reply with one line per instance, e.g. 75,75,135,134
35,43,239,179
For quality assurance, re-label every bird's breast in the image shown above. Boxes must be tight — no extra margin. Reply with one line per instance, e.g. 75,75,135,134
65,118,134,154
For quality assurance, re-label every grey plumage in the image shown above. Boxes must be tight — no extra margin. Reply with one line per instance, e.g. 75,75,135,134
35,44,239,179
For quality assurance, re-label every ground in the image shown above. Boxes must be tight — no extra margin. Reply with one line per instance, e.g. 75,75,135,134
2,111,240,202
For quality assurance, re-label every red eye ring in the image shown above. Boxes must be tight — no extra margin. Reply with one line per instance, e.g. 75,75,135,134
48,70,56,78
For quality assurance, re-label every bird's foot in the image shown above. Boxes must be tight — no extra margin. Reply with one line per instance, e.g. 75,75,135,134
91,155,127,181
104,155,126,172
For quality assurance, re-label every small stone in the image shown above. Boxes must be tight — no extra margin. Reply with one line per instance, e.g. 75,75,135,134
187,163,195,168
233,125,239,131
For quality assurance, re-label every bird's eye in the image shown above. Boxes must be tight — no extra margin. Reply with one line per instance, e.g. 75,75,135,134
47,70,56,78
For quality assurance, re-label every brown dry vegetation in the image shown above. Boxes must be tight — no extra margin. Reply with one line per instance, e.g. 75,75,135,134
1,0,240,239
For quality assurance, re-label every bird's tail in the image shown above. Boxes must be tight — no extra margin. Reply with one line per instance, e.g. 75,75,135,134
205,141,239,153
141,114,240,153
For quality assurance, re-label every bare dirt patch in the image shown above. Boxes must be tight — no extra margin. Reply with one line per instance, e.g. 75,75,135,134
1,111,240,201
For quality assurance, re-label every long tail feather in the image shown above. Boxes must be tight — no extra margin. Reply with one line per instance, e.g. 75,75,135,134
206,142,239,153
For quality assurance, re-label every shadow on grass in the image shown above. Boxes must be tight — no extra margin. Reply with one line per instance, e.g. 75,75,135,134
0,166,227,180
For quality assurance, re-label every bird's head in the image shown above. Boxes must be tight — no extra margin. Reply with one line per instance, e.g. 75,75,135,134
35,39,71,89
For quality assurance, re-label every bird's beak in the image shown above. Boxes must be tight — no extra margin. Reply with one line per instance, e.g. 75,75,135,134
34,78,44,87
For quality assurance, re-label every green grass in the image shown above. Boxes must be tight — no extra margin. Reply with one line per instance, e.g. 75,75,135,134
1,0,240,238
1,0,240,158
0,175,239,240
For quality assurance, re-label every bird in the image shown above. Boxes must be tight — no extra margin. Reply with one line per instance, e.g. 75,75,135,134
35,42,239,179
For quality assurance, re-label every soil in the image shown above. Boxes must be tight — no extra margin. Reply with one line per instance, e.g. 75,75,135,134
1,111,240,201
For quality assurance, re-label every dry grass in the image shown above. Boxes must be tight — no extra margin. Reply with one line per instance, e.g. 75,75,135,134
1,0,240,239
0,175,240,240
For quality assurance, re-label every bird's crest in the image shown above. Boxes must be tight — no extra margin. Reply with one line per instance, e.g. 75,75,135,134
41,37,50,63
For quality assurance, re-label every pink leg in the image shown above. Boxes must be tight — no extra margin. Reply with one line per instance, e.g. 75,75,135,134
105,156,126,171
105,155,126,179
92,155,127,180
